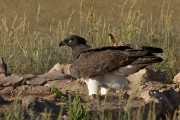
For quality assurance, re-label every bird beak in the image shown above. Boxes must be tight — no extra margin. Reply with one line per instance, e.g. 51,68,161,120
59,39,68,47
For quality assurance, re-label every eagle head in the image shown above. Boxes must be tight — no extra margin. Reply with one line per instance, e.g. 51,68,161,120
59,35,87,47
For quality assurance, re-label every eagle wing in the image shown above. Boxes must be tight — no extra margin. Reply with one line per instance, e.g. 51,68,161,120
70,47,162,78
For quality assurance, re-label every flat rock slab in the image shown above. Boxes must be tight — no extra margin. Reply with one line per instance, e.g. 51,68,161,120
0,74,24,87
44,79,71,88
26,71,73,85
0,86,14,95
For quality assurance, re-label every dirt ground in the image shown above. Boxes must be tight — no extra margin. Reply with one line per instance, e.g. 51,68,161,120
0,65,179,119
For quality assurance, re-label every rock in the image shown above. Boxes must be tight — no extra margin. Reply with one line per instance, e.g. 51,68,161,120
48,63,63,72
127,68,166,87
0,86,13,94
140,90,174,112
48,63,71,76
26,71,72,86
173,72,180,83
22,74,36,80
127,68,148,86
44,79,71,88
137,81,180,119
26,76,49,85
63,64,71,76
0,74,24,87
43,70,72,80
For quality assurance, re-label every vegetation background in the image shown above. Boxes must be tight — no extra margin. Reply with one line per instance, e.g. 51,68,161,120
0,0,179,81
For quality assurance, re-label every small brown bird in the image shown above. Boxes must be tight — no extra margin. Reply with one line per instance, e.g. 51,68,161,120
0,57,7,77
108,33,126,46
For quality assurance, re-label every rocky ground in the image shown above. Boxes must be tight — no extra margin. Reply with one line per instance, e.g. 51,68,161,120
0,63,179,120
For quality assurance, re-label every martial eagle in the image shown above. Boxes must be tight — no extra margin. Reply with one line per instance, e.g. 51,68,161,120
59,35,163,96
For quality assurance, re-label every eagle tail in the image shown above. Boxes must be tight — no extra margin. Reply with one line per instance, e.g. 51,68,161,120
131,56,163,65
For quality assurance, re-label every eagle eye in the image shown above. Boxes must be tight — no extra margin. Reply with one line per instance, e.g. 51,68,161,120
69,39,73,43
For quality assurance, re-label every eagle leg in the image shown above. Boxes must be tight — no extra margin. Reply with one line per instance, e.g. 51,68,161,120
84,77,102,96
100,87,108,95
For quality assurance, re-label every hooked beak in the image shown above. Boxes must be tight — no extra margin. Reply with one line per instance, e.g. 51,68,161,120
59,39,68,47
